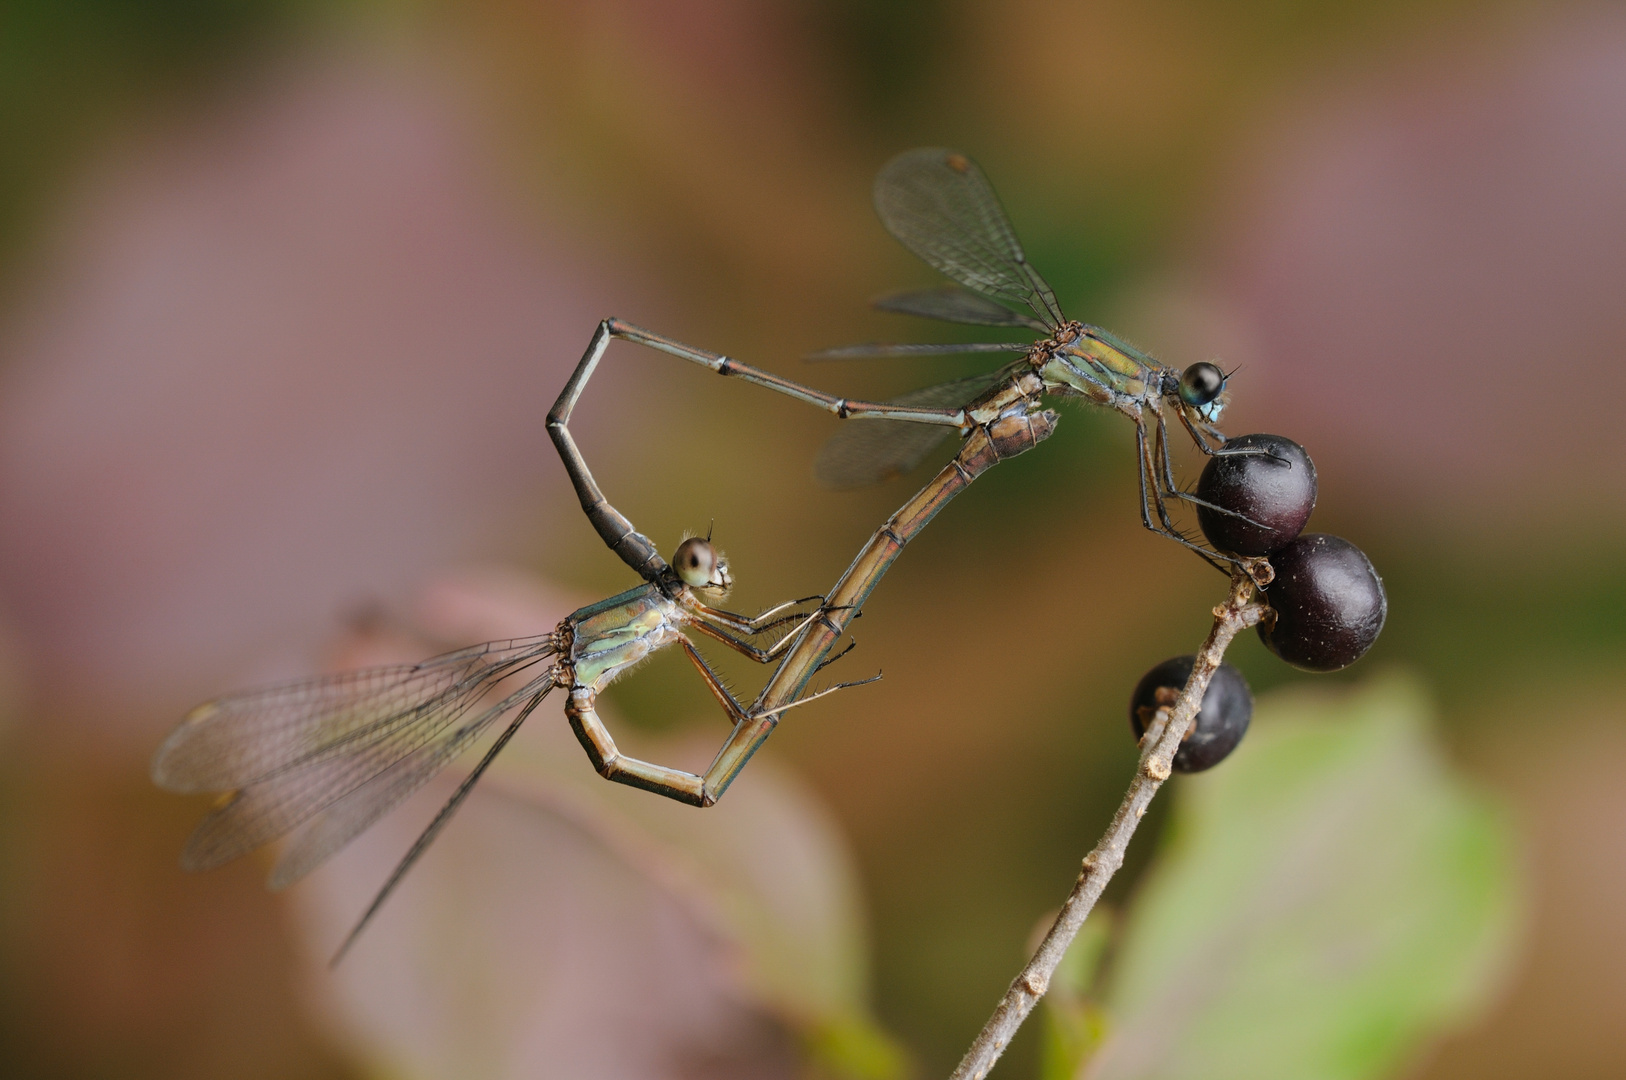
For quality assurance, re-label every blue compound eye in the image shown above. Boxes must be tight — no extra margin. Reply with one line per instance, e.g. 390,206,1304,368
1178,362,1225,408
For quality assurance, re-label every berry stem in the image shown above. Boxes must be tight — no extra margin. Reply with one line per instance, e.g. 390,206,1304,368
948,566,1268,1080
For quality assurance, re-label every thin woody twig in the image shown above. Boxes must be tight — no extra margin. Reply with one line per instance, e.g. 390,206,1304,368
948,567,1267,1080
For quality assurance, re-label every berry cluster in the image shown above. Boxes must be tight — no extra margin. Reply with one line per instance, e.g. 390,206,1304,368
1130,433,1386,772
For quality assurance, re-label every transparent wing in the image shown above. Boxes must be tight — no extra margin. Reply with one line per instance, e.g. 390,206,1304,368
873,148,1065,329
155,637,557,874
814,372,1003,489
872,285,1050,331
152,635,557,793
806,341,1032,362
327,689,549,964
177,661,556,876
269,671,555,888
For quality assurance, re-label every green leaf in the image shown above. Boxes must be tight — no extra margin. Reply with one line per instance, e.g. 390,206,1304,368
1089,674,1522,1080
1040,909,1115,1080
806,1013,913,1080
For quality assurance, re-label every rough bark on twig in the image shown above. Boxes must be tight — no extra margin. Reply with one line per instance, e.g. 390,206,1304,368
949,568,1266,1080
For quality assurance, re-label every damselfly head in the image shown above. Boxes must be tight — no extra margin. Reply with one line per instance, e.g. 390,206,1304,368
1176,362,1227,422
673,537,732,592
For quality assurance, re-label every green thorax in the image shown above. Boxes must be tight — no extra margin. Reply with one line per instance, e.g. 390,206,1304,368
567,583,682,690
1037,324,1163,404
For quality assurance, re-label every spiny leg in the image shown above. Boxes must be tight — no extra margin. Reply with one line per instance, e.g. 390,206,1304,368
1153,409,1265,526
1175,407,1286,464
689,667,879,806
1139,417,1232,572
687,600,857,663
690,595,824,634
1176,406,1225,455
1134,413,1234,574
813,635,859,675
1140,408,1216,547
565,637,878,806
1144,411,1184,536
676,636,872,728
689,614,810,663
695,601,864,676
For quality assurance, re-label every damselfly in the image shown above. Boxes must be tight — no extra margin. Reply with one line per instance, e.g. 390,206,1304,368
544,149,1266,801
154,364,874,959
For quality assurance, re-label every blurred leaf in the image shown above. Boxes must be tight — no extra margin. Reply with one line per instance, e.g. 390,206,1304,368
488,723,911,1078
1043,998,1110,1080
814,0,950,113
0,0,333,264
490,725,880,1031
806,1013,912,1080
1053,911,1113,1000
1085,674,1522,1080
1039,909,1115,1080
284,570,905,1079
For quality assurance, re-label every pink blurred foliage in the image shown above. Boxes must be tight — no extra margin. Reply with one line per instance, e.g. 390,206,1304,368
0,52,645,739
1207,7,1626,527
0,46,888,1076
298,773,803,1080
286,568,877,1080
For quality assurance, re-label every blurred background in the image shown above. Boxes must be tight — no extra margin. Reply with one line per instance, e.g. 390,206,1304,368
0,1,1622,1077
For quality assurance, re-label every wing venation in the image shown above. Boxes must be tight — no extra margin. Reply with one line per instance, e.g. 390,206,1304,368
872,286,1050,330
807,341,1031,362
156,636,558,881
814,372,1003,489
873,148,1065,329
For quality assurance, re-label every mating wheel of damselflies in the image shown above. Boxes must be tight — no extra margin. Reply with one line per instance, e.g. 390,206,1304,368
153,146,1264,962
564,148,1272,754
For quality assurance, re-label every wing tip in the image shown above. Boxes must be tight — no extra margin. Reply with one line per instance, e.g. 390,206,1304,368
184,700,221,724
177,820,238,874
151,699,223,787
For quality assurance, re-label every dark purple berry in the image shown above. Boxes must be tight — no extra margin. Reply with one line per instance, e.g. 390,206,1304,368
1129,655,1253,772
1258,533,1386,672
1195,434,1317,556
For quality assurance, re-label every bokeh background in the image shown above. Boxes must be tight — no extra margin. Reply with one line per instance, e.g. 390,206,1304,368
0,1,1622,1077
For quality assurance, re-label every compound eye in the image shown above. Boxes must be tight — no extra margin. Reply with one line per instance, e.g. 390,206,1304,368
672,538,717,588
1179,362,1225,407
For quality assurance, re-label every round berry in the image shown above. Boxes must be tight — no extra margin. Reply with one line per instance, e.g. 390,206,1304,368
1258,533,1386,671
1129,655,1254,773
1195,434,1317,556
